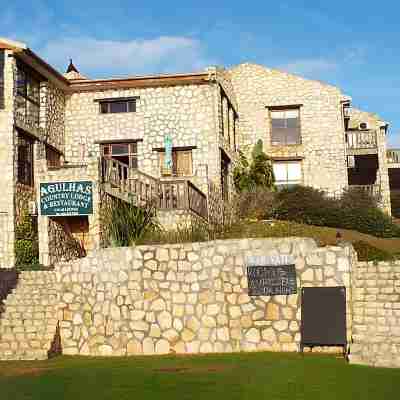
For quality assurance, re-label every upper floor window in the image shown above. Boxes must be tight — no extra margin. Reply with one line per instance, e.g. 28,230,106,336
273,161,302,188
15,64,41,126
159,149,193,177
17,132,34,186
46,145,62,168
101,142,138,168
270,108,301,145
99,99,136,114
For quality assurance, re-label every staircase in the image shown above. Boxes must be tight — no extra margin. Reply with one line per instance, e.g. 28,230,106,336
0,271,60,360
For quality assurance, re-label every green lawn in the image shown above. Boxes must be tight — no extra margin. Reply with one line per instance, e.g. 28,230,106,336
1,352,399,400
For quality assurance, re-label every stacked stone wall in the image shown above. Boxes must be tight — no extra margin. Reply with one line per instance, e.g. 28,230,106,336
228,63,348,196
64,83,222,196
55,238,353,356
0,50,16,267
349,261,400,368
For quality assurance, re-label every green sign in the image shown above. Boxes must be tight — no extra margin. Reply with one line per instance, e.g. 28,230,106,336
40,181,93,216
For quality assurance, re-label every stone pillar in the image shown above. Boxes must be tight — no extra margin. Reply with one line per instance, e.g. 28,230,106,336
0,50,16,268
376,127,391,215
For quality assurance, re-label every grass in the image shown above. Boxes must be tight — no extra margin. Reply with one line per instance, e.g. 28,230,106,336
0,352,399,400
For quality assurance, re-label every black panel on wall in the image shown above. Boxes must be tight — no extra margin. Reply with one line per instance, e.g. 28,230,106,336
301,286,347,349
0,50,4,110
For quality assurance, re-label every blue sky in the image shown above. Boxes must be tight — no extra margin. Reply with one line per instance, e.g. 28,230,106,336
1,0,399,146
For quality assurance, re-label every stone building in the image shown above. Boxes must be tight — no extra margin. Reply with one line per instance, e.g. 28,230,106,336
0,37,392,268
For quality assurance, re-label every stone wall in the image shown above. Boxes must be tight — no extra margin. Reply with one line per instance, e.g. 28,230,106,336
349,261,400,368
64,83,224,197
228,63,348,196
37,160,101,266
55,238,353,356
0,50,16,267
40,82,65,154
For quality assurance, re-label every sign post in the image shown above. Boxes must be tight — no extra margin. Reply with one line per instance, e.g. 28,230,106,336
40,181,93,217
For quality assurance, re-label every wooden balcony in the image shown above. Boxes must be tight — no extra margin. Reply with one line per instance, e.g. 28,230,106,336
14,110,45,140
346,131,377,155
387,149,400,168
100,157,208,220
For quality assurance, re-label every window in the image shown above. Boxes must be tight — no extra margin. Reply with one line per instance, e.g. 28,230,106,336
46,146,61,168
270,108,301,145
17,133,34,186
273,161,302,187
15,64,41,127
101,142,138,168
100,99,136,114
159,150,192,177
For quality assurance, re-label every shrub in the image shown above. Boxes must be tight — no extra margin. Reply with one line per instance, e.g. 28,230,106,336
103,200,159,246
273,185,400,238
234,188,275,220
273,186,340,227
233,140,274,192
15,213,39,267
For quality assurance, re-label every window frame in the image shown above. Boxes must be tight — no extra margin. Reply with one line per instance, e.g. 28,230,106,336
101,142,138,169
98,98,137,114
17,132,35,187
159,149,193,177
15,63,41,127
269,106,302,146
273,160,302,188
45,145,62,168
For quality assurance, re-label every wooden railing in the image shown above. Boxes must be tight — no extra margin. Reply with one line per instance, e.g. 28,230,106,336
387,149,400,164
346,131,377,150
100,157,208,220
349,184,381,199
159,179,208,219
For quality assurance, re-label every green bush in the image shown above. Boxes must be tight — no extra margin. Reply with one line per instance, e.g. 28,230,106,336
233,140,274,192
273,186,400,238
15,214,39,267
233,188,275,220
103,200,159,247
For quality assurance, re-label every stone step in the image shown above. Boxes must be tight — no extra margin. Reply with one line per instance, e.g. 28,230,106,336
0,270,59,360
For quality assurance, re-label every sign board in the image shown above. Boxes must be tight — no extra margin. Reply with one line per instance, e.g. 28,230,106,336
246,255,297,296
40,181,93,216
247,264,297,296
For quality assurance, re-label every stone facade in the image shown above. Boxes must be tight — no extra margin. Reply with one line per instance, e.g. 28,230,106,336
350,260,400,368
0,237,355,359
0,37,394,269
228,63,349,196
0,49,16,268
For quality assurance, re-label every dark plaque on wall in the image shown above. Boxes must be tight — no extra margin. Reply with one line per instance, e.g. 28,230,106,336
247,264,297,296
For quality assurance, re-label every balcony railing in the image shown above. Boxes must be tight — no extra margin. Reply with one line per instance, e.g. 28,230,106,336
14,110,45,139
387,149,400,164
346,131,377,150
100,157,208,220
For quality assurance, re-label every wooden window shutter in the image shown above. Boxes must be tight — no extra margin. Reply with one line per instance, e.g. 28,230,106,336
0,50,5,110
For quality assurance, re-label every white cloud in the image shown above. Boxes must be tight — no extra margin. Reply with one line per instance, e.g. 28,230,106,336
39,36,217,78
279,58,338,77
